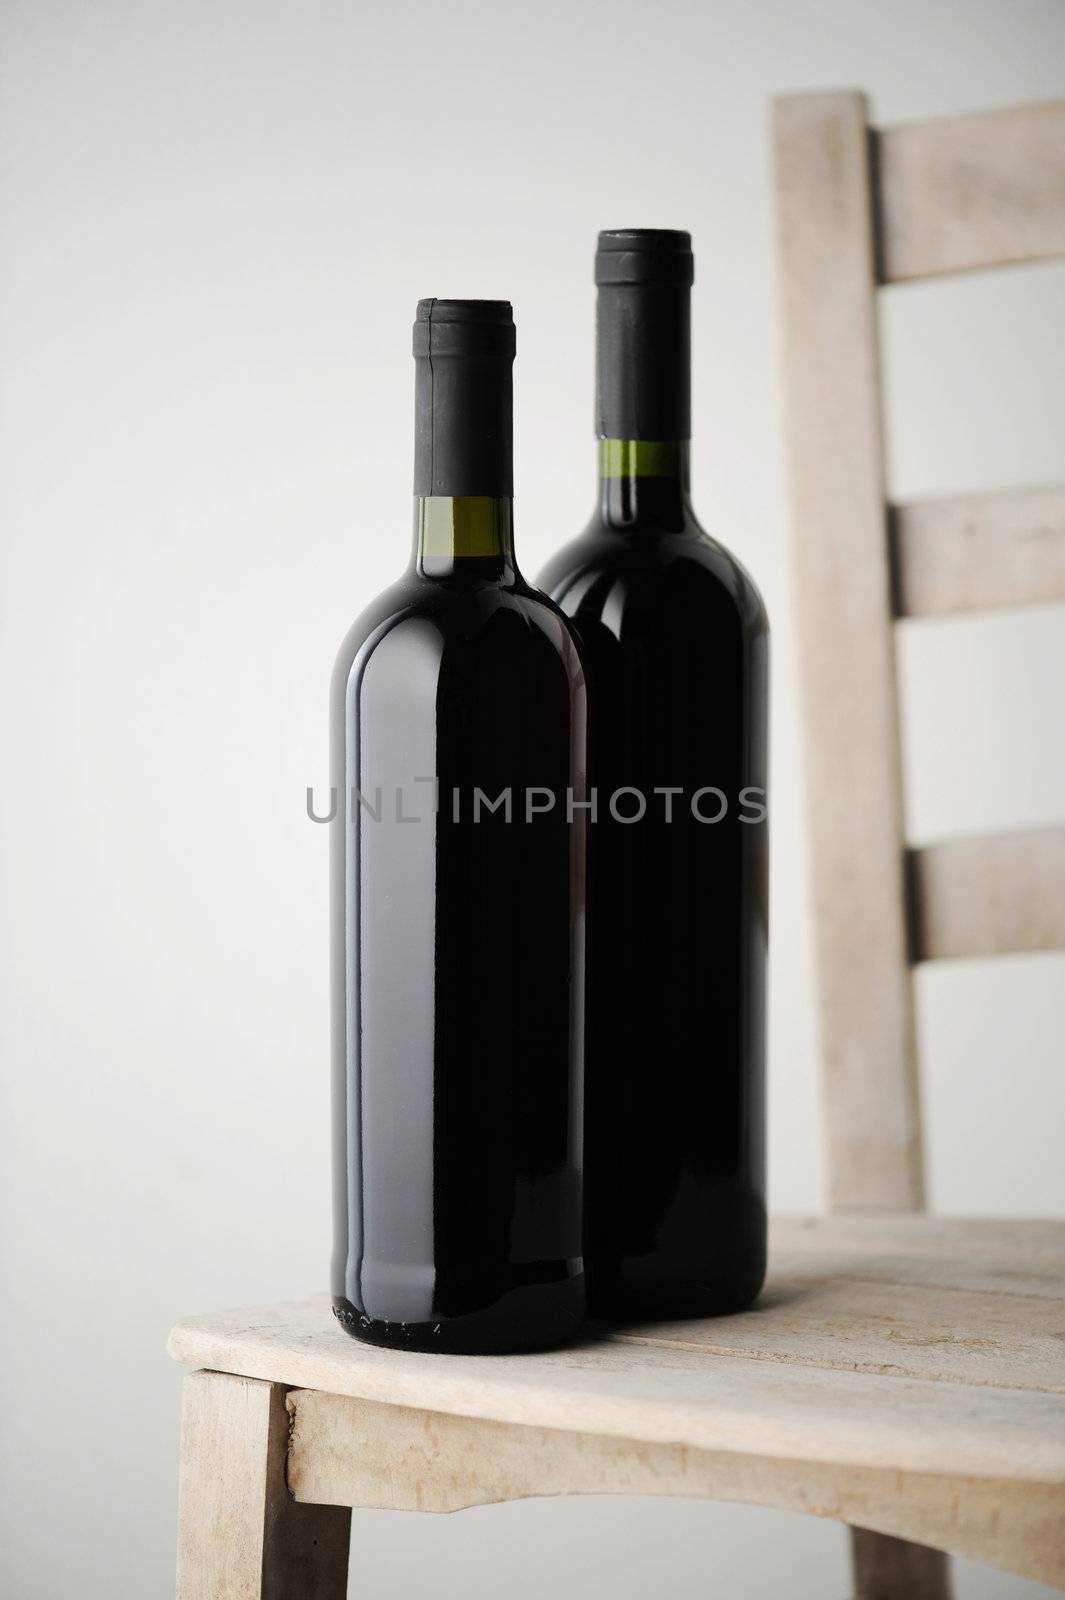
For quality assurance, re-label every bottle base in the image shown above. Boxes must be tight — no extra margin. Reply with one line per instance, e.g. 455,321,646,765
332,1271,586,1355
589,1258,766,1322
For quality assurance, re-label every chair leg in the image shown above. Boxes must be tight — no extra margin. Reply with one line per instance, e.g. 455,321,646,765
850,1528,952,1600
176,1370,351,1600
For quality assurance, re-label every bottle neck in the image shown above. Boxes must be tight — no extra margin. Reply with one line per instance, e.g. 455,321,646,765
414,495,516,580
598,440,691,529
411,300,515,580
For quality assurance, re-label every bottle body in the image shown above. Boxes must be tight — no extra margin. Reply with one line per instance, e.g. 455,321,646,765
331,302,587,1353
540,234,768,1318
540,502,767,1318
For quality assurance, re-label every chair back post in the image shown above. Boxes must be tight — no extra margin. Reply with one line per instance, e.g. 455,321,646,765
773,91,924,1213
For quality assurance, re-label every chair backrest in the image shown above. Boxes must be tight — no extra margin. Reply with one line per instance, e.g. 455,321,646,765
771,93,1065,1212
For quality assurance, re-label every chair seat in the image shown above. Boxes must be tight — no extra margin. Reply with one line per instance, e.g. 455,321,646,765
168,1214,1065,1588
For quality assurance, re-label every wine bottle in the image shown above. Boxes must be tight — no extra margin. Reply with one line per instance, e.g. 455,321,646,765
539,231,768,1318
331,299,587,1353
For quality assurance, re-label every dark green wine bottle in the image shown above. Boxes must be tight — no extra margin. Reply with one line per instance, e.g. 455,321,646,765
331,299,587,1353
539,232,768,1318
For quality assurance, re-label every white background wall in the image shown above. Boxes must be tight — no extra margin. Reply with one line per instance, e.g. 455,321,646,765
2,2,1064,1595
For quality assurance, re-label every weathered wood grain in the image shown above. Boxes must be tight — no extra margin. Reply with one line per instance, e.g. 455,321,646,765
620,1272,1065,1392
175,1371,350,1600
284,1390,1065,1587
876,100,1065,282
773,91,923,1211
893,485,1065,618
910,828,1065,960
771,1213,1065,1298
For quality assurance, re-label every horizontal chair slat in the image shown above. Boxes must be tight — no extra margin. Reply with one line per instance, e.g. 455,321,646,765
909,827,1065,961
282,1388,1065,1583
876,101,1065,283
892,485,1065,617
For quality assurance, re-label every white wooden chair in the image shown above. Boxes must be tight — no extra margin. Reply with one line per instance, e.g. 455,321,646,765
774,89,1065,1596
168,93,1065,1599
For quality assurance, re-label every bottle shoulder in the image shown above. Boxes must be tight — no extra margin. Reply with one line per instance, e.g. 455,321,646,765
331,568,585,704
330,574,421,695
540,513,768,636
